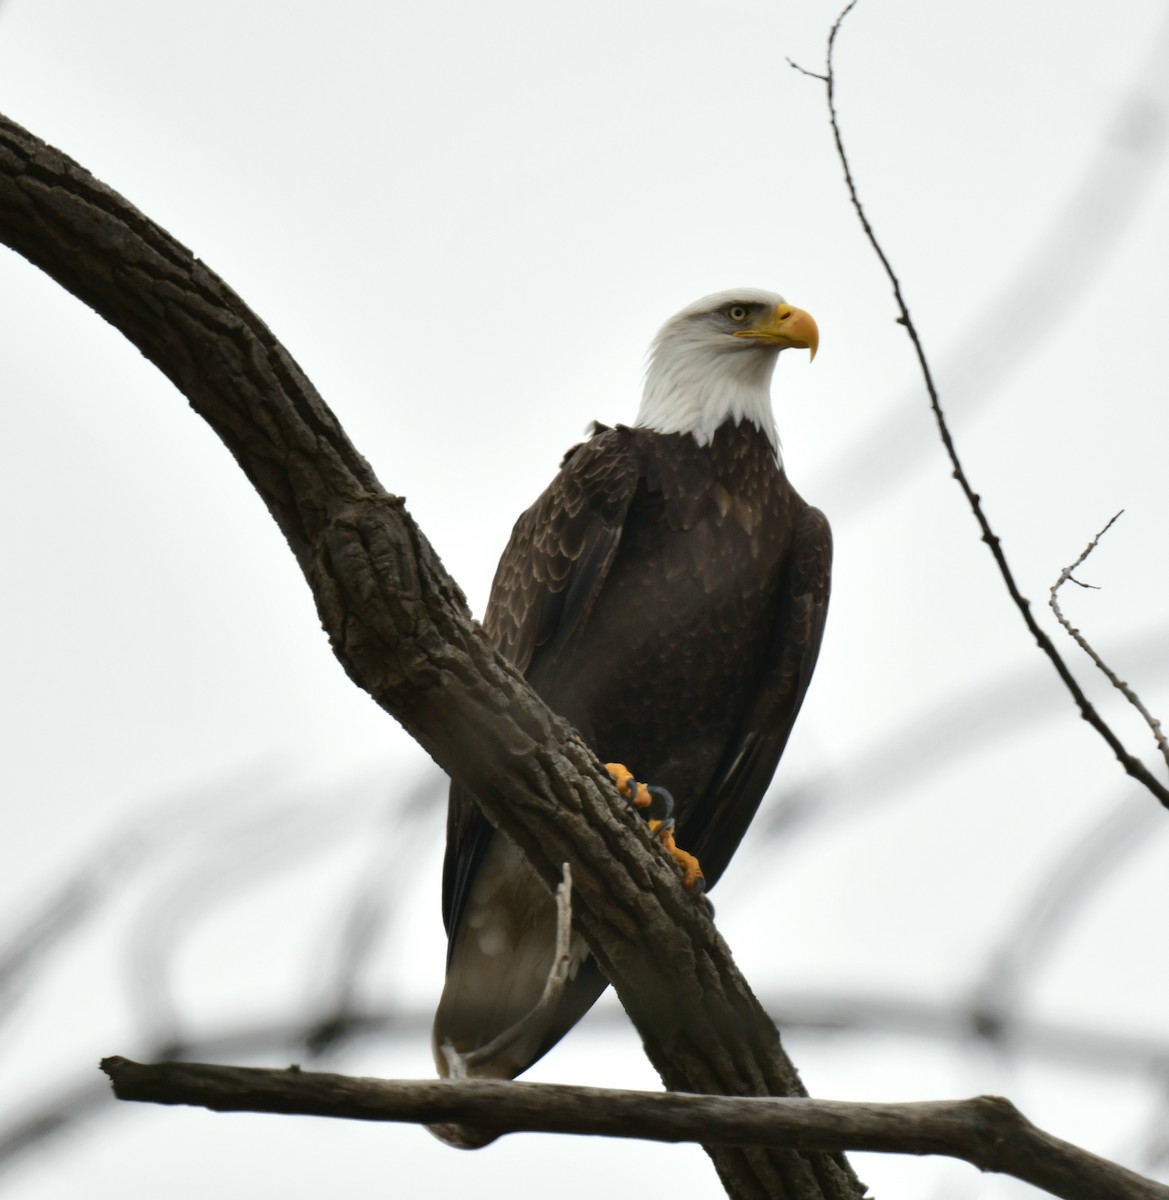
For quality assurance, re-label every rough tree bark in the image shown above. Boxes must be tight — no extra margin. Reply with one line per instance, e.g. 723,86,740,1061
99,1058,1169,1200
0,114,864,1200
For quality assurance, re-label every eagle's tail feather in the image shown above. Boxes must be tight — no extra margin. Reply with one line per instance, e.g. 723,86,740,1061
432,838,607,1080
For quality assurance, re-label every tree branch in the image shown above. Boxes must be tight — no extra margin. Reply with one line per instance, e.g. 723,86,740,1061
101,1057,1169,1200
1050,514,1169,773
438,862,576,1084
789,0,1169,810
0,112,861,1200
12,987,1169,1177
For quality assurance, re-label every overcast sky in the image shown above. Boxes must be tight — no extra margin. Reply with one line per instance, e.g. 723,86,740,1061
2,2,1168,1198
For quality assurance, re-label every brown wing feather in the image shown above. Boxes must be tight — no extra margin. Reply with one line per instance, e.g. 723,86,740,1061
681,503,832,885
484,426,639,671
441,426,641,939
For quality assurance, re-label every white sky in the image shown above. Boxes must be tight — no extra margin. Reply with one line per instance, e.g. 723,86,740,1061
1,1,1168,1197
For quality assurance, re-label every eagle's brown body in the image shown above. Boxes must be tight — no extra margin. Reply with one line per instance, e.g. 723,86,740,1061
435,415,831,1078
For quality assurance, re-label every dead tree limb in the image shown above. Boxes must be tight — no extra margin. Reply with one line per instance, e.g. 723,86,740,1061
101,1057,1169,1200
0,112,863,1200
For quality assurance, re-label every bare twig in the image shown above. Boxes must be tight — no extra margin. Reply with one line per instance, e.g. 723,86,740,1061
794,0,1169,809
432,863,577,1148
101,1057,1169,1200
439,863,576,1079
784,57,827,83
811,7,1169,522
1051,513,1169,774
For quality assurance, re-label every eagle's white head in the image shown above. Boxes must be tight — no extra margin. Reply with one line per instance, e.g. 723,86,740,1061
636,288,819,459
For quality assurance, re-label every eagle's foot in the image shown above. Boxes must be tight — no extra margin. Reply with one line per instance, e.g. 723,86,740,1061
605,763,705,892
652,822,705,892
606,761,648,807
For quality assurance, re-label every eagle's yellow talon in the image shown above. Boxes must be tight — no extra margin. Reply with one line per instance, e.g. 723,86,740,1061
605,762,652,809
657,823,705,891
608,765,705,890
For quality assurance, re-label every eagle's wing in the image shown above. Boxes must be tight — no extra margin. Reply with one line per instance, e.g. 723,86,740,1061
441,426,641,941
681,503,832,887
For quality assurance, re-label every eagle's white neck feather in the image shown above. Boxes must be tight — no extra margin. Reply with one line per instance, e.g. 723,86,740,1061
634,288,785,461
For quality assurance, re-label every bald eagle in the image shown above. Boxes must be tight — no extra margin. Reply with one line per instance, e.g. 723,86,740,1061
434,289,828,1079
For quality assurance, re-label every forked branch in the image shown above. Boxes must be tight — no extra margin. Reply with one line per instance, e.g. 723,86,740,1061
1050,514,1169,773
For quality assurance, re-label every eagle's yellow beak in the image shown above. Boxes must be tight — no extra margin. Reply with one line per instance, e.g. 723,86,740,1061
733,303,819,361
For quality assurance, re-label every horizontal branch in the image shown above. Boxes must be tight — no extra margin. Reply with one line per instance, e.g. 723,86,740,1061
101,1058,1169,1200
6,993,1167,1178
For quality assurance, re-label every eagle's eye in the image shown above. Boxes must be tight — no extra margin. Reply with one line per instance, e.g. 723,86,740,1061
726,305,750,323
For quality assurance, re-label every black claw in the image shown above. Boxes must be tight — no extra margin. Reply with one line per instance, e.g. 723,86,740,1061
645,785,675,826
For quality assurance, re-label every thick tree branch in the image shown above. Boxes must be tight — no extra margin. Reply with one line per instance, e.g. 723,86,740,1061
101,1058,1169,1200
0,113,862,1200
790,0,1169,809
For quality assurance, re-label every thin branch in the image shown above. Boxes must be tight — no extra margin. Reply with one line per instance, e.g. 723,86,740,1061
101,1058,1169,1200
808,6,1169,524
1051,513,1169,773
799,0,1169,809
785,57,827,83
439,863,575,1081
432,863,577,1148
